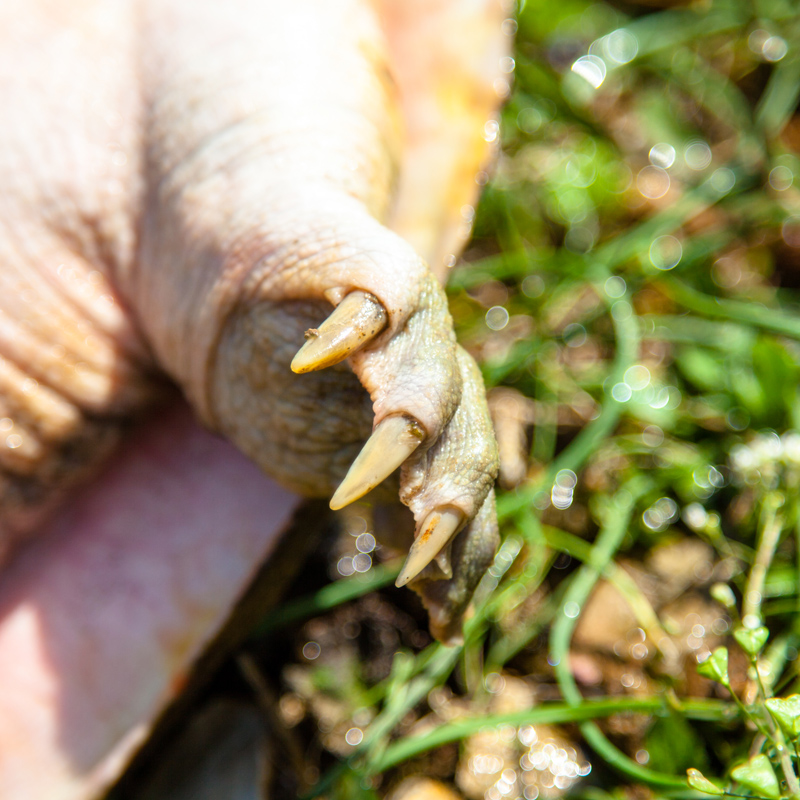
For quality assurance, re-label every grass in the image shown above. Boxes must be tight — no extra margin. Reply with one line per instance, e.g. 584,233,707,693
252,1,800,798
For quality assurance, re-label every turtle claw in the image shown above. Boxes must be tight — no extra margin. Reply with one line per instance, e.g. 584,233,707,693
290,290,387,374
330,414,425,510
396,506,464,587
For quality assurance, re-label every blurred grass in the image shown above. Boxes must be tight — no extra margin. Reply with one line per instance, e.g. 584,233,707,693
267,1,800,798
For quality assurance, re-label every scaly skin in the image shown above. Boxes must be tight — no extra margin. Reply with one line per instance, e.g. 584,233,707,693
1,0,503,636
0,0,509,795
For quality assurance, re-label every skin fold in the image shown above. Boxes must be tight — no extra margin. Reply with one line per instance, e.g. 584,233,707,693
0,0,509,795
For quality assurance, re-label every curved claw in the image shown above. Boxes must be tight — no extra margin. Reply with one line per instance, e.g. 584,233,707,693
290,290,387,374
330,414,425,510
396,507,464,587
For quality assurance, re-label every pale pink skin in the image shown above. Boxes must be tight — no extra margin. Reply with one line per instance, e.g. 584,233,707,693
0,0,509,796
0,405,300,799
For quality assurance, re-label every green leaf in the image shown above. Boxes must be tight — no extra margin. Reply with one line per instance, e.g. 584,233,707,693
709,583,737,610
755,51,800,139
675,347,727,393
648,714,709,774
749,337,798,426
734,626,770,658
687,768,725,795
697,647,730,686
331,766,379,800
765,695,800,741
731,754,780,800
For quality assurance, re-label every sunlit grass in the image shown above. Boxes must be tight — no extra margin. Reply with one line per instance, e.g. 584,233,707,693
259,1,800,797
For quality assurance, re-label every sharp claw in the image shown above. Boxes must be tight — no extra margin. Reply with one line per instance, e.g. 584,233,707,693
434,541,454,579
396,507,464,588
329,415,425,510
434,539,453,581
290,290,387,374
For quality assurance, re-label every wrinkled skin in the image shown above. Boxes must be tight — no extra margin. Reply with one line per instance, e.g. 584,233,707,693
0,0,508,796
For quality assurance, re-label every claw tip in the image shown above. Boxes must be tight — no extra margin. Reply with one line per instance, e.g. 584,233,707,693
289,357,307,374
394,507,464,589
328,415,423,511
328,493,347,511
395,566,415,588
289,290,387,374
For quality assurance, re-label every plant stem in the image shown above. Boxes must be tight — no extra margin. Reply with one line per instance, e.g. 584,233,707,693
778,742,800,800
744,494,784,622
369,697,733,773
548,481,694,787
